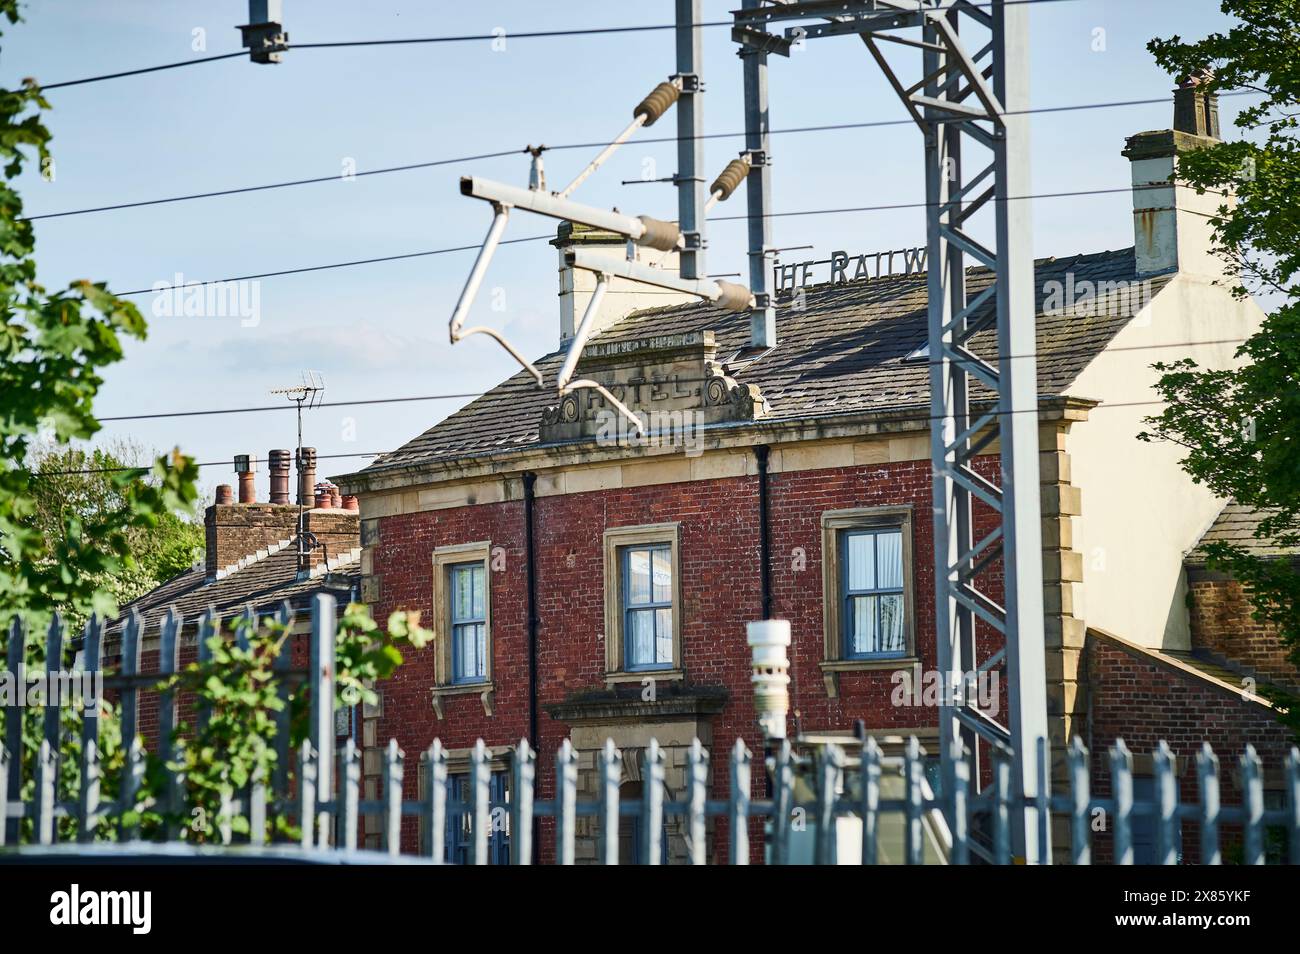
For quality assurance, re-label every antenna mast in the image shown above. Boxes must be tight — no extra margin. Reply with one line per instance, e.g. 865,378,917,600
271,371,326,575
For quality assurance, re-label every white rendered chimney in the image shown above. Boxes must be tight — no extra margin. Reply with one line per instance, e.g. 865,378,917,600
552,221,696,345
1122,73,1232,280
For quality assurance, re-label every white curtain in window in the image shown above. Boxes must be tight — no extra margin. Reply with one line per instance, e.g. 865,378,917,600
876,531,903,590
847,533,876,591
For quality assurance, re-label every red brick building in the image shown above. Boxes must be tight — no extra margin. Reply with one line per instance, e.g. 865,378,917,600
333,96,1295,862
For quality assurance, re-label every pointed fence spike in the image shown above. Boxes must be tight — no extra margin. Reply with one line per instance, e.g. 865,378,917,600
642,739,665,865
1154,741,1178,865
197,608,217,732
510,738,535,865
158,606,182,839
992,744,1012,865
1196,742,1221,865
118,737,145,841
1068,736,1091,865
273,601,294,808
35,740,55,845
950,740,970,866
598,738,620,866
426,740,448,862
1240,744,1265,866
340,738,360,851
686,738,708,865
471,739,490,865
904,736,924,866
382,738,402,857
298,740,316,850
309,594,336,846
3,617,26,844
860,736,881,866
1110,739,1133,865
118,610,142,756
815,743,844,865
249,767,268,847
729,739,751,866
772,739,794,866
554,739,577,865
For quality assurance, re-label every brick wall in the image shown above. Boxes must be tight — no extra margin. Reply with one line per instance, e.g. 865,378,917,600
1085,633,1293,863
1188,575,1298,691
367,456,1008,857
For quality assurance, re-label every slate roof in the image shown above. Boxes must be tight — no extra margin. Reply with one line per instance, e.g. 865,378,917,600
108,544,361,635
353,247,1160,476
1188,502,1300,564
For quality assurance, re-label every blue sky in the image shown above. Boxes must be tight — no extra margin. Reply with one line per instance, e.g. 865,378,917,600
7,1,1245,498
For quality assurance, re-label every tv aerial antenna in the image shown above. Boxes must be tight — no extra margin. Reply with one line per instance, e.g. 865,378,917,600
271,370,326,572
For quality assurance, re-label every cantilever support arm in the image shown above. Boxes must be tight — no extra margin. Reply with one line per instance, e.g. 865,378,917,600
555,273,645,435
450,203,510,342
448,203,545,387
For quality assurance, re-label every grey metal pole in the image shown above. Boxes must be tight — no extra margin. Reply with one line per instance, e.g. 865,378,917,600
740,0,775,348
992,0,1049,863
675,0,706,281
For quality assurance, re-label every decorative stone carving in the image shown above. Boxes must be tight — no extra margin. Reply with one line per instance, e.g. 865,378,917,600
540,330,769,444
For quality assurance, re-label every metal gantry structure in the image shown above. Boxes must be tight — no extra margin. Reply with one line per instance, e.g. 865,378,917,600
732,0,1049,861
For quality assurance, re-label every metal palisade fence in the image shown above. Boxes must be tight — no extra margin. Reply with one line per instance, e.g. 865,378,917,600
1,594,1298,864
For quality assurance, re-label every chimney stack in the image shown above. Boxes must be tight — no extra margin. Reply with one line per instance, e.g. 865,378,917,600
234,453,256,504
551,221,695,346
215,484,234,506
268,449,291,504
297,446,317,506
1121,74,1228,280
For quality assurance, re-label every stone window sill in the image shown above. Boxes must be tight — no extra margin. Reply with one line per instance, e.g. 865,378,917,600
604,668,685,689
819,657,919,698
430,681,495,719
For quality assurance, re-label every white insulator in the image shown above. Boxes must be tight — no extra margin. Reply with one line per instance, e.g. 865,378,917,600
747,619,792,741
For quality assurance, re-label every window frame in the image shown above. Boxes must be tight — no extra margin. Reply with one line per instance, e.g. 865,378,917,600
448,561,488,685
431,541,494,704
621,542,675,672
602,523,683,683
820,506,916,683
839,526,908,660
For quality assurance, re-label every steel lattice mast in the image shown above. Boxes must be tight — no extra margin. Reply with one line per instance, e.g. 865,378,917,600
733,0,1049,862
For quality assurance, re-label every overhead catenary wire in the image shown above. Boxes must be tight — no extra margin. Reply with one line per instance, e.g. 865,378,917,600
109,179,1229,298
23,89,1260,223
30,0,1083,92
37,386,1246,478
90,332,1266,426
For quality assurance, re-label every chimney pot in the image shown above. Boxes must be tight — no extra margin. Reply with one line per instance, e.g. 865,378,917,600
314,490,331,509
215,484,234,506
297,446,318,507
330,485,343,509
1173,69,1220,139
234,454,256,504
268,449,291,504
342,495,359,512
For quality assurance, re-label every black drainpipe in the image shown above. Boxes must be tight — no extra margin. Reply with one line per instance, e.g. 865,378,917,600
755,446,773,620
754,445,775,800
522,472,540,750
